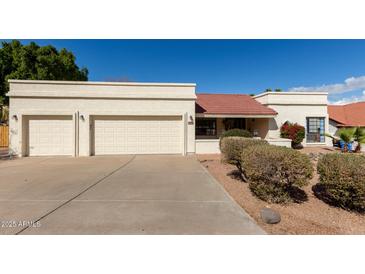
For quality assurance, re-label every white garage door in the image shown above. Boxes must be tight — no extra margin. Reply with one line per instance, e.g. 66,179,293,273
28,116,73,156
93,116,183,155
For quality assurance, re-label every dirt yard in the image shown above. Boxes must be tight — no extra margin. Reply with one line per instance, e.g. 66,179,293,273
197,149,365,234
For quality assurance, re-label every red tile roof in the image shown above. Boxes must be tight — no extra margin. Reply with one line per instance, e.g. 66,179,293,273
328,102,365,127
196,94,277,115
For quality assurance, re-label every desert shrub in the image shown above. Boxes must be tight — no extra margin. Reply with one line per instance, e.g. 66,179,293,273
220,128,253,139
240,145,313,203
219,129,254,152
280,122,305,148
315,153,365,212
220,137,268,179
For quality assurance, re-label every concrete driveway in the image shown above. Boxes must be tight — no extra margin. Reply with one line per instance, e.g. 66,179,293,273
0,155,265,234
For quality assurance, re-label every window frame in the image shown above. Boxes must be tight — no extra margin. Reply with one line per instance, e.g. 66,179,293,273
306,117,326,143
195,118,217,138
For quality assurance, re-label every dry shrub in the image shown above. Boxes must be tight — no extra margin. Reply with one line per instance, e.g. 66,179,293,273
241,145,313,203
220,137,268,179
315,153,365,212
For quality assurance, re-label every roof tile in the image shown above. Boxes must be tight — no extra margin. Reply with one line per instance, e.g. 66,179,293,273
196,94,277,115
328,102,365,127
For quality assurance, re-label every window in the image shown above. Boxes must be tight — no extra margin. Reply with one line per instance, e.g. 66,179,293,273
306,117,325,143
195,118,217,137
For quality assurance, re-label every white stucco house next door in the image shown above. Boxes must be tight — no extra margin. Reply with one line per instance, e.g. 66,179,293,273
7,80,196,157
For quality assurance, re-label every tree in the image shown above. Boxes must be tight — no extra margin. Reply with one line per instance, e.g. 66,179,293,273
0,105,8,124
337,128,355,152
328,127,365,152
0,40,88,104
274,88,282,92
265,88,272,92
353,127,365,152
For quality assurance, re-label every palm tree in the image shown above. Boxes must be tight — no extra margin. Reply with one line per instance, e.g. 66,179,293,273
330,127,365,152
353,127,365,152
337,128,354,152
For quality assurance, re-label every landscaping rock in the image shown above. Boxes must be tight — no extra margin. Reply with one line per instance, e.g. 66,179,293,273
260,208,281,224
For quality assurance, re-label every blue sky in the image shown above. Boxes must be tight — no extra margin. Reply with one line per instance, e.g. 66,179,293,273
4,39,365,104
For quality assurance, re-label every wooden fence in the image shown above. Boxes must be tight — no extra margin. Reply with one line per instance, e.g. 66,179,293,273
0,125,9,147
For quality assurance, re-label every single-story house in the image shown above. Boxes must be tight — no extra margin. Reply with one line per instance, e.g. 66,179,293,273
328,102,365,135
7,80,331,157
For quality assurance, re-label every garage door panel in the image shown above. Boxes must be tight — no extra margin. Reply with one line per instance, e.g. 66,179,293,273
94,116,183,155
28,116,73,156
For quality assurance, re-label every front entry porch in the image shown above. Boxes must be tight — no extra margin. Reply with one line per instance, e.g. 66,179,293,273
195,116,272,154
195,117,270,140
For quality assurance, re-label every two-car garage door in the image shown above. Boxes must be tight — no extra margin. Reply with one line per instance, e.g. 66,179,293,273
93,116,183,155
25,115,183,156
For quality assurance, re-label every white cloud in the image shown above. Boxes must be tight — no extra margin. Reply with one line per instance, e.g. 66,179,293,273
329,90,365,105
288,75,365,94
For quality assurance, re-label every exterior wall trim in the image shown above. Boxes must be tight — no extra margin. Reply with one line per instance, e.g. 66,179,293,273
8,79,196,87
257,103,328,106
7,80,197,100
196,113,276,118
195,139,220,154
254,91,328,99
7,96,197,100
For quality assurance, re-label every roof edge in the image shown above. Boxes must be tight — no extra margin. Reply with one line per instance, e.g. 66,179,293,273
328,101,365,107
329,117,346,124
8,79,197,87
197,92,250,96
196,113,277,118
254,91,328,98
337,124,365,127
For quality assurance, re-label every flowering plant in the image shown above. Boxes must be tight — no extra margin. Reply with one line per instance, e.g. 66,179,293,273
280,122,305,147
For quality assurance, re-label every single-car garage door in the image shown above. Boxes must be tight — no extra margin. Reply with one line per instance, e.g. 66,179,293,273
93,116,183,155
27,115,73,156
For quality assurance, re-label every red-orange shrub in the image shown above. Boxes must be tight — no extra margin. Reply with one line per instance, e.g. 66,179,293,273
280,122,305,147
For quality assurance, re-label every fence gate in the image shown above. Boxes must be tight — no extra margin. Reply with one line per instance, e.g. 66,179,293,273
0,125,9,147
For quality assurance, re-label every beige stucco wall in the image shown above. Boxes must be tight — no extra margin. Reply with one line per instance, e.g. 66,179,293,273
7,80,196,99
195,139,220,154
254,92,331,146
246,118,269,138
328,119,339,136
216,118,225,136
215,118,269,138
8,80,196,157
266,137,292,148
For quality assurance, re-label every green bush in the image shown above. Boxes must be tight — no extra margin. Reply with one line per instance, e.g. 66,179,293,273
240,145,313,203
219,129,254,156
220,137,268,178
315,153,365,212
220,128,253,139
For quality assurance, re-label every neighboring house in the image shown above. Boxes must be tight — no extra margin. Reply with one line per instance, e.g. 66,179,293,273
7,80,331,157
328,102,365,135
